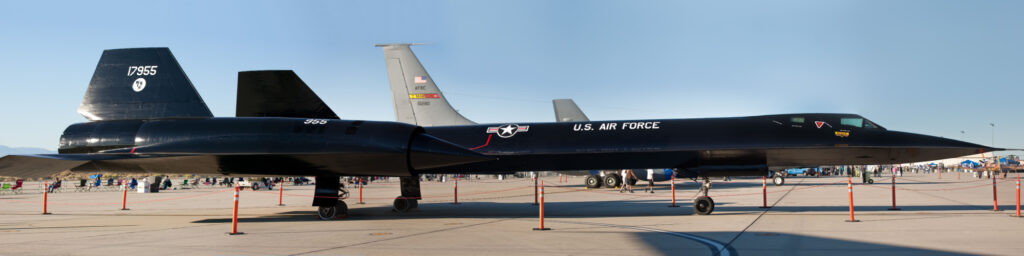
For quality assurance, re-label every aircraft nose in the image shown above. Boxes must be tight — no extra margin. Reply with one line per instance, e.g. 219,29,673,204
408,133,494,170
887,131,996,150
883,131,1002,162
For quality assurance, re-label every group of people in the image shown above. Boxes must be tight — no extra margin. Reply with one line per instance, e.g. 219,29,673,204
44,177,139,192
618,169,656,194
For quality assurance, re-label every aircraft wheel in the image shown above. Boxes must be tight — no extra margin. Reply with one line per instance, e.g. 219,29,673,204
604,174,622,188
694,196,715,215
585,175,602,188
393,197,412,212
317,206,335,220
337,201,348,215
773,175,785,186
867,179,874,184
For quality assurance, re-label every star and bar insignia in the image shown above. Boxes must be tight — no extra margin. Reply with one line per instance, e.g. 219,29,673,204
487,124,529,138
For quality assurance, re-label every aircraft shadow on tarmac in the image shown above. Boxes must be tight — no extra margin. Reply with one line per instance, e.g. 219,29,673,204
628,231,971,256
190,209,971,256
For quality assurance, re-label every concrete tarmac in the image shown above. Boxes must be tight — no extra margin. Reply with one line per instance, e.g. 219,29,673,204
1,173,1022,255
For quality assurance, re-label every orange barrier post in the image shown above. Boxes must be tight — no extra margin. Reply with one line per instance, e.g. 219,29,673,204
357,180,364,204
888,174,900,210
453,175,460,205
1014,177,1020,218
42,182,51,215
533,176,539,206
533,180,550,231
993,174,999,211
228,186,243,235
277,181,284,206
121,182,129,210
845,177,858,222
938,168,941,179
759,176,769,209
668,175,679,207
958,171,960,180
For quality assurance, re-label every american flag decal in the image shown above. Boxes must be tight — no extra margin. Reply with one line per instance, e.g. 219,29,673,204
414,76,428,84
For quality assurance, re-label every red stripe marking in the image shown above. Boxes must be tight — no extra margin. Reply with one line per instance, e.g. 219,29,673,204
469,134,493,150
129,147,136,154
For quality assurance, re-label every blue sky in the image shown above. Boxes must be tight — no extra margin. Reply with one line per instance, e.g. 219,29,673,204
0,0,1021,151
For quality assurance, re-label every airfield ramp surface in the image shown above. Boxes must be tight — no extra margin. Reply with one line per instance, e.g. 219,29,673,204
1,174,1022,255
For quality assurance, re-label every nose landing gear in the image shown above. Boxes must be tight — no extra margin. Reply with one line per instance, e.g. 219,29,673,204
773,171,785,186
693,177,715,215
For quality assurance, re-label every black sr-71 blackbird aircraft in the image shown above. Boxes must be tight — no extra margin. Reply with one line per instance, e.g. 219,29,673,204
0,48,999,219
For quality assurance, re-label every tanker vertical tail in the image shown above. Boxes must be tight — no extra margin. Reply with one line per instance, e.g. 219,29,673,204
77,48,213,121
553,98,590,122
376,44,475,126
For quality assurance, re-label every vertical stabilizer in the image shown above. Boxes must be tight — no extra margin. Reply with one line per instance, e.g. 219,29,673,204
236,70,339,119
376,44,475,126
77,48,213,121
553,99,590,122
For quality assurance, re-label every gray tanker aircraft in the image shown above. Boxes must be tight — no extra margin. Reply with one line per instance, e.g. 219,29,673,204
378,44,774,189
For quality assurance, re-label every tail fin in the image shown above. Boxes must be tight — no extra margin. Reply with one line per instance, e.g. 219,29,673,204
553,99,590,122
77,48,212,121
376,44,475,126
235,70,339,119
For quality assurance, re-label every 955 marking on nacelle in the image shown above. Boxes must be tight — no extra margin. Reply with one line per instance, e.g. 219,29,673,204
303,119,329,125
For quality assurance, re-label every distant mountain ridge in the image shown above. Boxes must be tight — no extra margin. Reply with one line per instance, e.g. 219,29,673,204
0,145,56,156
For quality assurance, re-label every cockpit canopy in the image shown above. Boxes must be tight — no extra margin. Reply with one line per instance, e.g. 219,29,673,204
769,114,886,130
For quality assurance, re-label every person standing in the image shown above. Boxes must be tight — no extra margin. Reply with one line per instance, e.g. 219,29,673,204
645,169,655,193
162,177,172,190
619,169,628,193
620,169,637,193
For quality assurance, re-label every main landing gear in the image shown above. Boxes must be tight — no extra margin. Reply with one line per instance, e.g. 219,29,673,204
393,176,421,213
313,175,423,219
585,175,602,188
314,175,349,220
604,173,622,188
773,171,785,186
584,173,625,189
693,177,715,215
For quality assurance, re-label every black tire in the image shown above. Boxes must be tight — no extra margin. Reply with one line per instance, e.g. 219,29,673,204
773,175,785,186
318,205,337,220
393,197,412,212
694,196,715,215
585,175,602,188
867,179,874,184
605,174,622,188
336,200,348,216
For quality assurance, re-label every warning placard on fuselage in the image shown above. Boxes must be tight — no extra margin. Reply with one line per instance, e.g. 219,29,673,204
572,121,660,132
